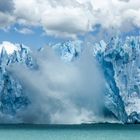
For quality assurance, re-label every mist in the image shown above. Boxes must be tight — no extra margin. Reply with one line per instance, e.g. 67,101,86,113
8,45,106,124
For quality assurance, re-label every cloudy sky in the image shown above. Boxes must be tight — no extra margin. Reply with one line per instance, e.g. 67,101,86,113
0,0,140,48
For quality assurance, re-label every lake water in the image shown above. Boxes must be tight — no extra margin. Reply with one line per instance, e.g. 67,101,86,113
0,124,140,140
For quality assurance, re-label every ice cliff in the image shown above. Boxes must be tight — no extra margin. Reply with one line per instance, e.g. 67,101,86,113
0,42,36,122
93,36,140,123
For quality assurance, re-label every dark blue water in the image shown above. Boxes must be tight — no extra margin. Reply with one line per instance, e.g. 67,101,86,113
0,124,140,140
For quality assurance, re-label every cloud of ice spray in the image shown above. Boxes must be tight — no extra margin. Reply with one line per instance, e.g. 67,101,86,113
8,45,105,124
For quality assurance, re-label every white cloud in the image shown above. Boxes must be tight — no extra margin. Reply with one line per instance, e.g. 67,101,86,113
0,12,15,29
14,27,34,34
0,0,140,37
119,0,130,2
41,6,91,38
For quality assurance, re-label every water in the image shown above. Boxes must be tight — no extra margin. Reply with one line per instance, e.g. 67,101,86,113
0,124,140,140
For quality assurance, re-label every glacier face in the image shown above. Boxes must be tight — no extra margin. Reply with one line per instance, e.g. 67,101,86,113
0,42,37,122
93,36,140,123
51,37,140,123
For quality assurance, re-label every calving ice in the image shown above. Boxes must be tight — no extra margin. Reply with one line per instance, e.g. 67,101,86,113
0,36,140,124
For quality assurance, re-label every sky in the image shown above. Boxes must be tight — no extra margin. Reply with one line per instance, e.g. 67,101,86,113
0,0,140,48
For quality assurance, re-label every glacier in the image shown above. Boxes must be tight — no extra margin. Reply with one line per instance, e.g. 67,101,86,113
93,36,140,123
0,36,140,123
51,40,83,62
0,42,37,122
